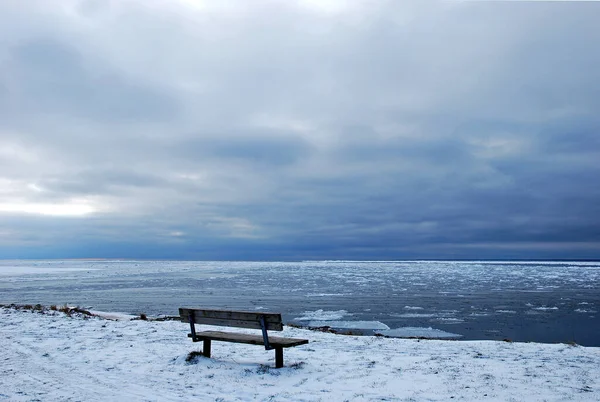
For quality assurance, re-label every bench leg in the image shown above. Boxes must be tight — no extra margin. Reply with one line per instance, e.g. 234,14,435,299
275,346,283,368
203,339,211,358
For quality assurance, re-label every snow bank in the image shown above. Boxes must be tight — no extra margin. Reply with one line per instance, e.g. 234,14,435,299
1,307,598,401
87,310,138,321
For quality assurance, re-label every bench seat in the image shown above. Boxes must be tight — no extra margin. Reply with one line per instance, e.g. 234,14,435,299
189,330,309,347
180,307,309,368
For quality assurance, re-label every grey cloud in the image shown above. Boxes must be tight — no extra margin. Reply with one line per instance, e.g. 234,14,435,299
173,133,313,167
33,168,168,199
3,38,179,123
0,0,599,259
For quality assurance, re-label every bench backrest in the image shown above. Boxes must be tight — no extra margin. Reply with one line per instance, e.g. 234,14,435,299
179,308,283,331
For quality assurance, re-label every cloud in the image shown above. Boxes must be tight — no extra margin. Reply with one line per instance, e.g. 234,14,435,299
0,0,599,259
2,37,179,124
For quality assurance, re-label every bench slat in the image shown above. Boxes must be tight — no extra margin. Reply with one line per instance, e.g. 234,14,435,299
189,330,309,348
179,308,283,331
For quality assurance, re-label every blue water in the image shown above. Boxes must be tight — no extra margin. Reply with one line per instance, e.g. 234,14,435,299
1,260,599,345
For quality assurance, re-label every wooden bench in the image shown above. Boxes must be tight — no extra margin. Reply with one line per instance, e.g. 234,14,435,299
179,308,309,368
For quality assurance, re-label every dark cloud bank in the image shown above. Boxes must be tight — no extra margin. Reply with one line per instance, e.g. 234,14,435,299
0,0,599,260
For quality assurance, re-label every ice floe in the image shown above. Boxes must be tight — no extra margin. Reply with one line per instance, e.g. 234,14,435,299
294,309,350,321
376,327,463,339
306,320,390,330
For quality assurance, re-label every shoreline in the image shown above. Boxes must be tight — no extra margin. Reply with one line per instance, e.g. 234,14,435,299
0,303,588,345
0,304,542,343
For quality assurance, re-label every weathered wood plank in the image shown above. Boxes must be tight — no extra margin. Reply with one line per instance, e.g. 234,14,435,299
190,317,283,331
189,331,309,348
179,308,283,331
180,308,282,322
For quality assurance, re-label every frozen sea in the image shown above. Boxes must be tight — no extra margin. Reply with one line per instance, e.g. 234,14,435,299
1,260,599,346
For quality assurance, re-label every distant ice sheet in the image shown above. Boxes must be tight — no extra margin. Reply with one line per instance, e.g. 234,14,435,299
294,309,351,321
433,318,465,324
295,309,389,330
0,266,98,276
377,327,463,339
396,313,437,318
307,320,390,330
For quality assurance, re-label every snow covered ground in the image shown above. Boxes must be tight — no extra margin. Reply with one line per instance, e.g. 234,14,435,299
1,307,598,401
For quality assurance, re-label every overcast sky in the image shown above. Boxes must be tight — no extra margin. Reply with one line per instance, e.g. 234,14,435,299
1,0,599,260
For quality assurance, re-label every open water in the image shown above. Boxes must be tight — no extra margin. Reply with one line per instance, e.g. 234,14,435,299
1,260,598,345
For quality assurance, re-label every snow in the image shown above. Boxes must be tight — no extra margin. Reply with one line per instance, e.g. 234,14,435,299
87,310,139,321
1,307,599,401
